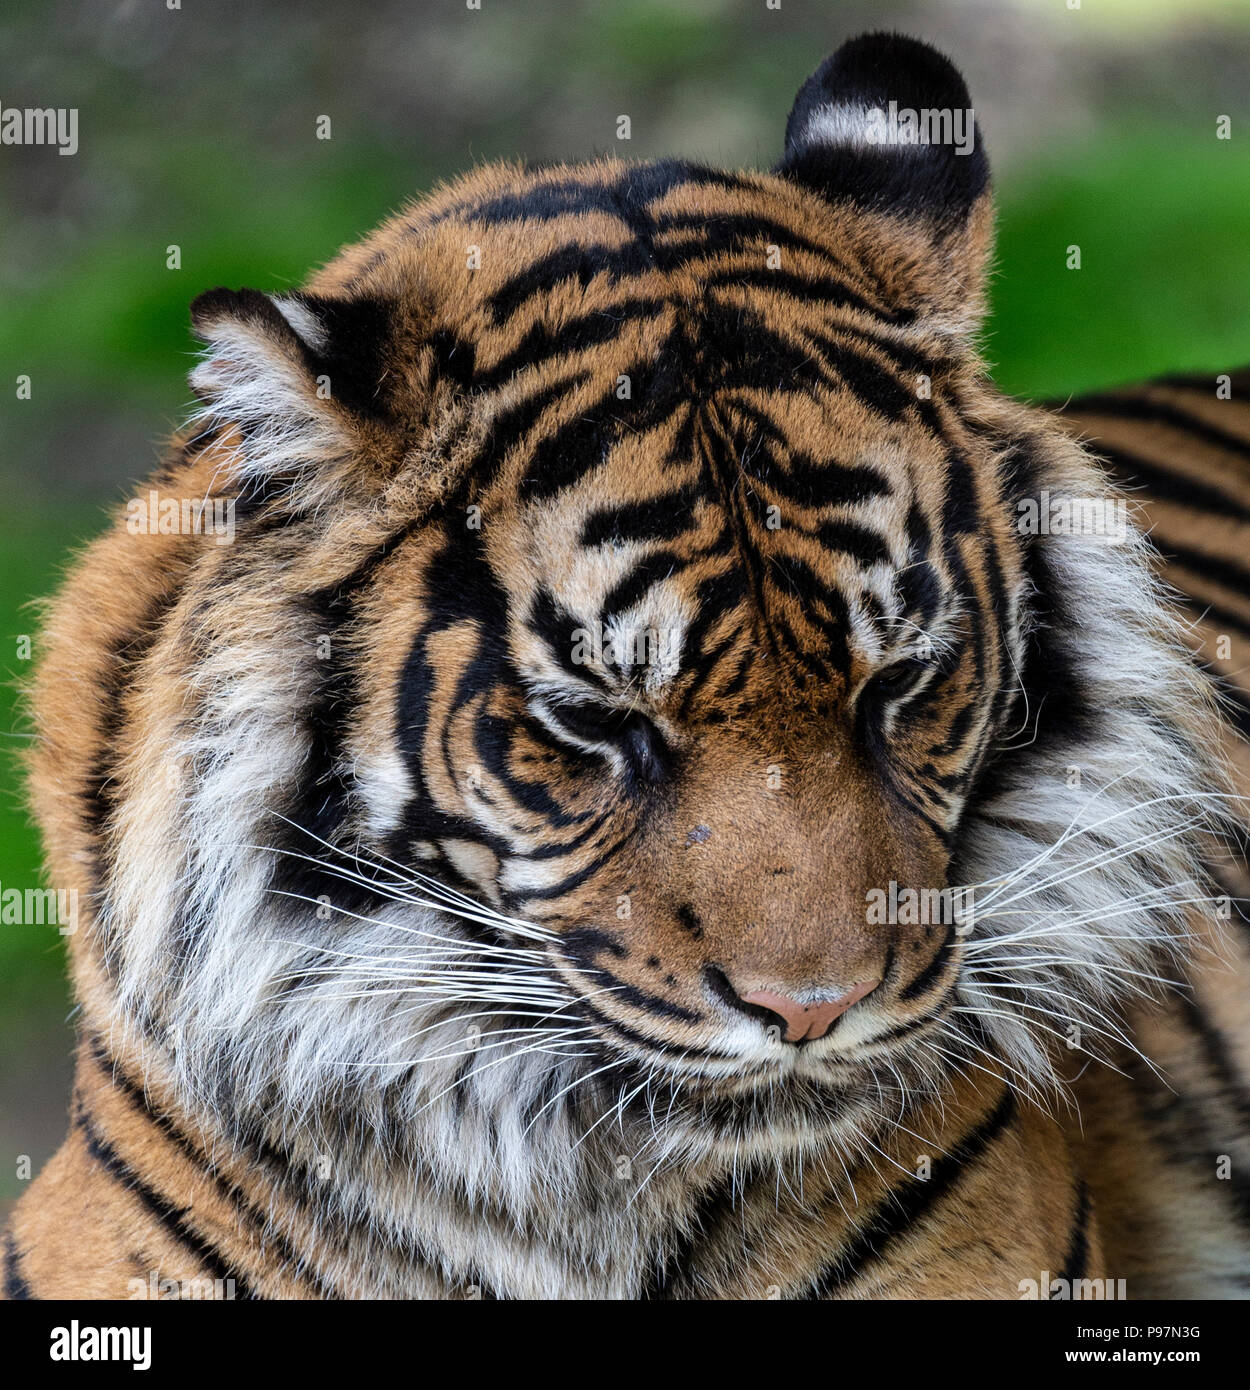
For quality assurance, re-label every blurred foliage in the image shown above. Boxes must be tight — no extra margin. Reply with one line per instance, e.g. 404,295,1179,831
991,132,1250,398
0,505,77,995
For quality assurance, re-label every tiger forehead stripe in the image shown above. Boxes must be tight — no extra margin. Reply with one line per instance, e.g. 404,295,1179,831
350,161,915,319
392,167,979,703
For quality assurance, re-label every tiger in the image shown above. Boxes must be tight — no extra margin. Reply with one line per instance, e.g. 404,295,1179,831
4,32,1249,1301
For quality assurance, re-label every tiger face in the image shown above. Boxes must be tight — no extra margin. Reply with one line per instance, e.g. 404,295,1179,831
84,37,1219,1183
385,336,1003,1085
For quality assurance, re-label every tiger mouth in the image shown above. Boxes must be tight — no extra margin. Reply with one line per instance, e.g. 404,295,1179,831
562,966,957,1092
540,914,964,1092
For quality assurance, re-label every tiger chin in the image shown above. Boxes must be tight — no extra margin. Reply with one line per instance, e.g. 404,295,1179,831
5,33,1248,1301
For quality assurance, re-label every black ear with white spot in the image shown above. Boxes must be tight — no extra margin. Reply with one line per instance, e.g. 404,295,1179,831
188,288,395,490
780,33,988,223
779,34,993,333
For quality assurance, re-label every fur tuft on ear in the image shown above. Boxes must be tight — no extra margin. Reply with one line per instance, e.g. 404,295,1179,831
188,288,354,487
188,288,397,498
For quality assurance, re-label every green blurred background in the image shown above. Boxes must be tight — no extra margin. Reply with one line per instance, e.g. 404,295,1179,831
1,0,1248,1205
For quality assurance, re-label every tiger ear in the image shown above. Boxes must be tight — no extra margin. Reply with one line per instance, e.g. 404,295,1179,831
188,287,393,490
779,33,992,326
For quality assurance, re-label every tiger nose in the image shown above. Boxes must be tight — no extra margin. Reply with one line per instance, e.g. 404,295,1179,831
740,981,879,1042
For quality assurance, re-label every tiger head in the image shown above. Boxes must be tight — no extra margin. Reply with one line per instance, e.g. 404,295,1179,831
47,35,1226,1201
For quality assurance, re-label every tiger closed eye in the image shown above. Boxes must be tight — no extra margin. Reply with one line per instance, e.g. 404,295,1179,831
869,659,928,693
548,700,669,782
620,713,669,784
548,699,635,741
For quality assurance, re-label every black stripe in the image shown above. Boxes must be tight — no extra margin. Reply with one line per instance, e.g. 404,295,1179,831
574,994,736,1064
564,952,703,1025
1176,990,1250,1131
806,328,919,420
658,209,862,281
474,296,667,390
175,522,423,985
1156,537,1250,600
1065,392,1250,462
519,366,674,501
1093,443,1250,525
702,264,913,326
853,1002,950,1048
984,434,1094,763
580,486,699,549
84,1035,336,1298
805,1087,1016,1298
78,1110,257,1299
437,162,752,238
526,588,613,691
1150,366,1250,398
510,826,636,903
817,518,892,568
485,242,646,323
601,548,684,621
3,1230,33,1300
85,574,188,962
896,922,958,1002
1210,675,1250,742
1151,551,1250,663
478,368,592,487
780,454,893,510
1175,591,1250,643
1134,1005,1250,1230
641,1170,741,1299
1059,1179,1091,1284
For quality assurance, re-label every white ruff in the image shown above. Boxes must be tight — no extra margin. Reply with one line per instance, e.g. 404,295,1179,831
952,436,1232,1097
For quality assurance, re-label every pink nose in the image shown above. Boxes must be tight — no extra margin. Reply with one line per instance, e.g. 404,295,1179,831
740,980,879,1042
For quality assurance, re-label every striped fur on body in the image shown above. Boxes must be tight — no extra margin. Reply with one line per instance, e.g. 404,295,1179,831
1055,372,1250,1298
4,36,1246,1299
